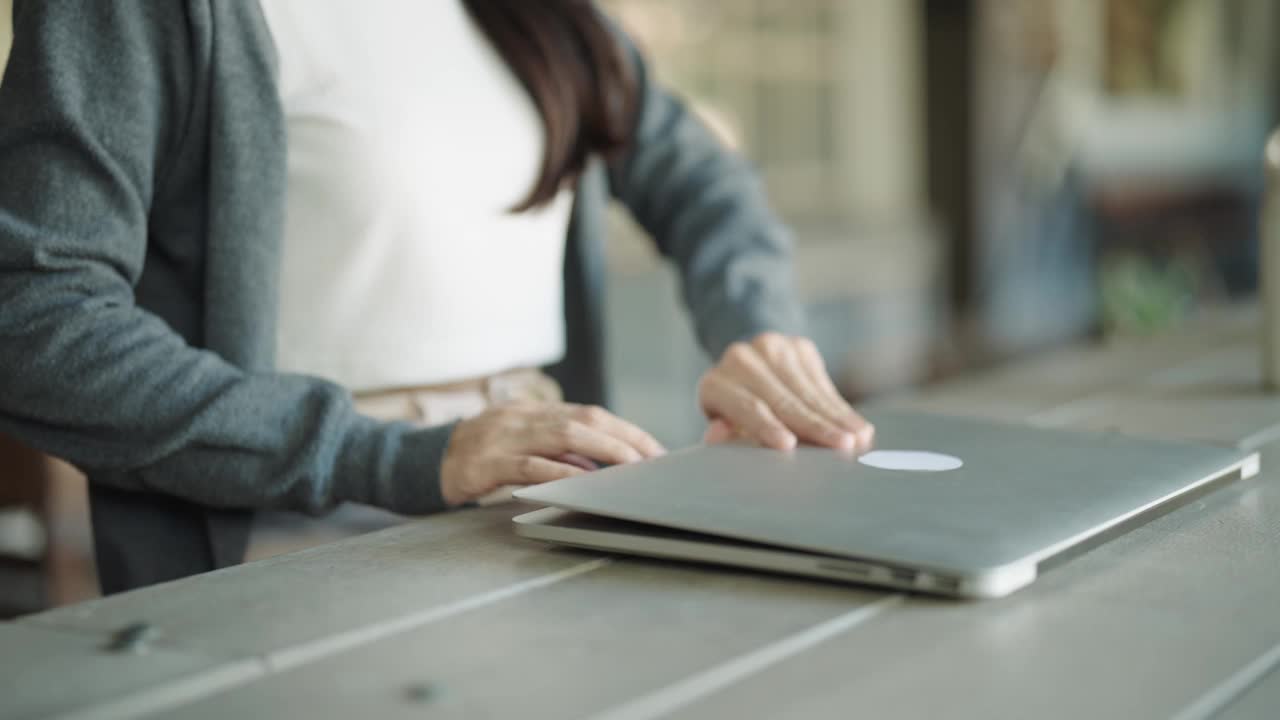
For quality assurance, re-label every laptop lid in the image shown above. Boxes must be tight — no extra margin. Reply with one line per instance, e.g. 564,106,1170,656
513,411,1258,578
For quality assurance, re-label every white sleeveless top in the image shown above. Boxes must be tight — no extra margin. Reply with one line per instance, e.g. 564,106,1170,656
261,0,572,392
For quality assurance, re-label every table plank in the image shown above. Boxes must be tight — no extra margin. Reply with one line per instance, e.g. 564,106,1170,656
882,307,1256,423
23,506,599,661
1213,663,1280,720
1036,346,1280,448
143,559,889,720
0,623,263,720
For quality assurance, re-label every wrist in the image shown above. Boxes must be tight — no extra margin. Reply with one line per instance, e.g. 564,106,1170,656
439,453,467,508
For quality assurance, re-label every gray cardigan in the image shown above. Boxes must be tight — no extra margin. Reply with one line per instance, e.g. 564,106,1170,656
0,0,802,591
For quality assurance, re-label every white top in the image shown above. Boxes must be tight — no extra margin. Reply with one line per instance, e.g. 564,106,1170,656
261,0,572,392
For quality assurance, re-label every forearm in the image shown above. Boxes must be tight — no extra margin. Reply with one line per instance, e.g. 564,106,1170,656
605,27,806,357
0,263,452,515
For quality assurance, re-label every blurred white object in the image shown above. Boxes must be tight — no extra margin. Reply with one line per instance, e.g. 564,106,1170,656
0,508,45,561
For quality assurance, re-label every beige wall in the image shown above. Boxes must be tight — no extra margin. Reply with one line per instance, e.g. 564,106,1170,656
832,0,924,222
1,0,11,75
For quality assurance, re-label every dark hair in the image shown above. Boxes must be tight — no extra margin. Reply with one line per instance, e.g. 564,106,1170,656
461,0,638,212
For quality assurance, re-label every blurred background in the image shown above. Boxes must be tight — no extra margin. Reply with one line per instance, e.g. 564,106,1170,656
1,0,1278,615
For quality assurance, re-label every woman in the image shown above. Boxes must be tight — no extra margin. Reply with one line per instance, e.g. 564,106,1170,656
0,0,873,594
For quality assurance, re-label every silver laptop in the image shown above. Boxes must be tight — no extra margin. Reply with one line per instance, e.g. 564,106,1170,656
513,411,1259,599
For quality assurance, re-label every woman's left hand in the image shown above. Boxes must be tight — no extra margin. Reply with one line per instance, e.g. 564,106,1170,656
698,333,874,452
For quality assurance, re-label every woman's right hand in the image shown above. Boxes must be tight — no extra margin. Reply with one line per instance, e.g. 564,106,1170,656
439,402,666,506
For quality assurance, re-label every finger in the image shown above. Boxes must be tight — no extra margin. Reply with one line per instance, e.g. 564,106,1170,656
723,343,852,450
494,455,587,486
757,339,859,450
556,452,600,472
794,338,875,448
703,418,735,444
565,404,667,459
527,417,647,466
699,372,795,450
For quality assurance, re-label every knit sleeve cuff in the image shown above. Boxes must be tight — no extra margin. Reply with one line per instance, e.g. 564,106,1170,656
334,416,457,515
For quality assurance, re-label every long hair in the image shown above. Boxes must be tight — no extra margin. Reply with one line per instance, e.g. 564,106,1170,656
460,0,638,212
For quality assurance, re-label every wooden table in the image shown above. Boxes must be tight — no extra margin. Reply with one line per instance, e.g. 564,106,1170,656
6,307,1280,720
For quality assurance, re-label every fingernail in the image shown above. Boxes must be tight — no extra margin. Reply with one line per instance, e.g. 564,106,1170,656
831,432,856,450
859,425,876,447
769,430,797,450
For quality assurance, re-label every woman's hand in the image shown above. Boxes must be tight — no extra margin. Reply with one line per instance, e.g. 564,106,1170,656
440,402,666,506
698,333,874,452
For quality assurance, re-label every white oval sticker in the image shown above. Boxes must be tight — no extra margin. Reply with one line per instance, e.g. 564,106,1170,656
858,450,963,472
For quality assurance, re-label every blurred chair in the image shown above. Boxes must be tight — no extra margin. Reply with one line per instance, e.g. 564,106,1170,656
0,435,49,616
0,436,98,617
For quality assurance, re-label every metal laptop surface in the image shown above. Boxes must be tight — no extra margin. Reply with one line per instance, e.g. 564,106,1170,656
513,411,1258,598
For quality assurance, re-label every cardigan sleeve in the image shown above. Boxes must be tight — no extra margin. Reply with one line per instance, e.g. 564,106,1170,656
606,28,807,359
0,0,451,516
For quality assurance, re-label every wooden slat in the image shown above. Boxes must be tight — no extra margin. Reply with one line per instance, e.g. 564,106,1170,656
141,561,889,720
1043,386,1280,449
880,306,1256,423
1029,345,1280,448
1212,664,1280,720
23,507,599,661
0,623,262,720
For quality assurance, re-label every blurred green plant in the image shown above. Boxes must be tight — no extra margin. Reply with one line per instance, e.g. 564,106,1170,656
1099,252,1198,336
